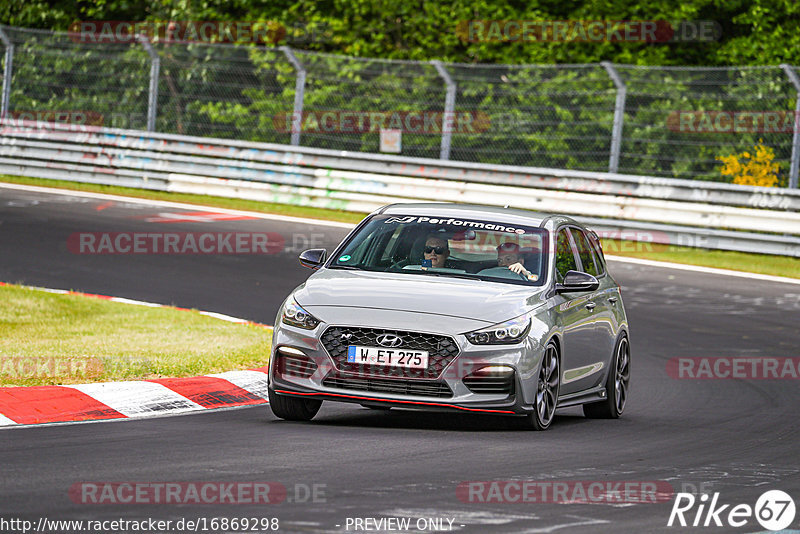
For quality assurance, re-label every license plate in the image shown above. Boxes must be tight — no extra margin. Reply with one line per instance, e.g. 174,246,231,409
346,346,429,369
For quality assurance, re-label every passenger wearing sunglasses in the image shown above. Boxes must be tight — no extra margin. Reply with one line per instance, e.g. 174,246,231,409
423,236,450,268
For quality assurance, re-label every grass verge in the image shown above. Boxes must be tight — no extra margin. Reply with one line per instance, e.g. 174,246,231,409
0,284,272,386
602,241,800,279
2,174,798,279
0,174,365,225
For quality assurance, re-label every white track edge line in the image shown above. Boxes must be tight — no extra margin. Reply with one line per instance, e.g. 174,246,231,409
605,255,800,285
2,181,797,284
0,403,266,431
198,311,249,323
3,282,272,327
0,182,354,228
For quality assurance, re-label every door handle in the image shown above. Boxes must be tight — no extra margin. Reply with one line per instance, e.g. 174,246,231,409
608,297,618,304
585,302,596,310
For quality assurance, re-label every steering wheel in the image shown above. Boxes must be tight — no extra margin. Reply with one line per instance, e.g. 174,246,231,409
388,258,413,271
478,266,530,281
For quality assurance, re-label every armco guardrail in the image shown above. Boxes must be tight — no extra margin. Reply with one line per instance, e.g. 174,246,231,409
1,120,799,257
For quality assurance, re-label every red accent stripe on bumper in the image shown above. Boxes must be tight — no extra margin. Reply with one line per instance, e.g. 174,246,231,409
274,389,516,414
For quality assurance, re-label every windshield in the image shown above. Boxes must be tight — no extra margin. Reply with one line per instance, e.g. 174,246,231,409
330,214,548,286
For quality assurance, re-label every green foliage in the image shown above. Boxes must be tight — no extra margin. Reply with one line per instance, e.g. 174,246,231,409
3,0,799,65
1,1,798,180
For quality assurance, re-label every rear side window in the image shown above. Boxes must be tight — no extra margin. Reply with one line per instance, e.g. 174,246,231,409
586,231,606,275
571,229,600,277
555,229,578,282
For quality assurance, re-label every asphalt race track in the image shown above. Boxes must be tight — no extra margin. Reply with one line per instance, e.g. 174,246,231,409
1,185,799,533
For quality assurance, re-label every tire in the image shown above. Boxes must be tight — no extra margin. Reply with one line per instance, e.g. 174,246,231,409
268,389,322,421
524,341,560,431
583,334,630,419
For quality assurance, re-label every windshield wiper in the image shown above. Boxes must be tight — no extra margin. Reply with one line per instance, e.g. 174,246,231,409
410,270,481,281
328,264,363,270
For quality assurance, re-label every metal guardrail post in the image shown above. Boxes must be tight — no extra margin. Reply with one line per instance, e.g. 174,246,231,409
781,64,800,189
432,60,456,160
0,27,14,119
602,62,626,174
281,46,306,146
137,35,160,132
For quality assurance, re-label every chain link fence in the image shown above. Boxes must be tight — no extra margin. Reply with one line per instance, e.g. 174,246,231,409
1,24,799,187
616,65,797,182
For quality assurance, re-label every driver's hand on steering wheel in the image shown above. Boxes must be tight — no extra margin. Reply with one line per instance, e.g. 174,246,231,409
508,262,528,275
508,262,538,281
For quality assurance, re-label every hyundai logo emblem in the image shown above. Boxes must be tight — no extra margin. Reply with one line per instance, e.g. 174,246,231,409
376,334,403,348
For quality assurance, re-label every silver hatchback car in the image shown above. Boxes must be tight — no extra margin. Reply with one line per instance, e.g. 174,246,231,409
268,204,630,430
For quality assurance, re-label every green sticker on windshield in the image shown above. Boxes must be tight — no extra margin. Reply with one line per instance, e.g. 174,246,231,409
339,255,351,262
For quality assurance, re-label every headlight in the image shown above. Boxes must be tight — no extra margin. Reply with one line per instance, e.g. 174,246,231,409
281,296,320,330
465,314,531,345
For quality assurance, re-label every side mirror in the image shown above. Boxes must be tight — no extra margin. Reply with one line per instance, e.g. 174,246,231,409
299,248,327,269
556,270,599,293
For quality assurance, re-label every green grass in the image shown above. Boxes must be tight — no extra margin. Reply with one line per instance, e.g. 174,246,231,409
601,240,800,279
2,174,799,279
0,284,272,386
0,174,365,225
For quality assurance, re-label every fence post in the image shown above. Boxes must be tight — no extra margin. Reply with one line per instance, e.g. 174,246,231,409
281,46,306,146
781,64,800,189
602,62,626,174
0,26,14,119
432,60,456,160
137,35,159,132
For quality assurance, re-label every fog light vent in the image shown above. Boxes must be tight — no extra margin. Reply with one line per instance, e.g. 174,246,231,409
463,366,515,395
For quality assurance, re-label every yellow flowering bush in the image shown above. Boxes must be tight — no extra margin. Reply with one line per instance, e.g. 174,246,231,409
717,140,781,187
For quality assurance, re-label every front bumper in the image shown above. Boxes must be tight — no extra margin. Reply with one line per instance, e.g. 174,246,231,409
269,320,545,416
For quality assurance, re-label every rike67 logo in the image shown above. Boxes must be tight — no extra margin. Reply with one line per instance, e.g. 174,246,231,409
668,490,796,531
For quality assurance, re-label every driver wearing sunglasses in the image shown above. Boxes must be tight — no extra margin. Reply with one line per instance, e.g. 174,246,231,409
423,235,450,268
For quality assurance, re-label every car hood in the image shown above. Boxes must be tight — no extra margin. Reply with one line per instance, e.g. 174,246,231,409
294,268,547,324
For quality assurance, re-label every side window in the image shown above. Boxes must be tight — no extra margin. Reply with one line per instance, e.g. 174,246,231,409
555,229,578,282
571,229,599,277
586,231,606,276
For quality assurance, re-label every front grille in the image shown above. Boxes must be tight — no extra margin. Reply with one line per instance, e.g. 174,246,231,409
275,353,317,379
463,372,515,395
322,374,453,398
321,326,460,379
